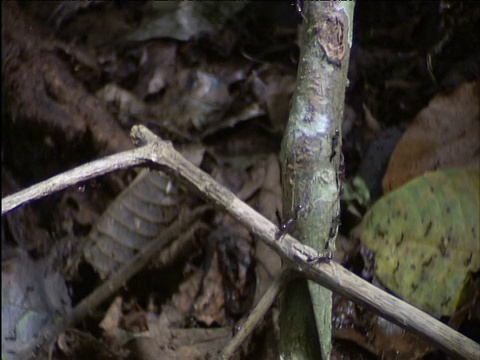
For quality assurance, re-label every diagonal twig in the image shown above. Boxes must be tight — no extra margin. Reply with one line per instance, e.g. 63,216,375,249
3,125,479,360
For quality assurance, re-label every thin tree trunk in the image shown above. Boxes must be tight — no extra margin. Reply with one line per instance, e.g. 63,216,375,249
279,1,355,359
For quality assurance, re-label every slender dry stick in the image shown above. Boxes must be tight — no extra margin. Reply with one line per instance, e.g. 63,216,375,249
219,269,297,360
2,146,150,214
15,206,209,360
3,125,480,359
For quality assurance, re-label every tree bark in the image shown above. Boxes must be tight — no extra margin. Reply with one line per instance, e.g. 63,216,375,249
279,2,355,359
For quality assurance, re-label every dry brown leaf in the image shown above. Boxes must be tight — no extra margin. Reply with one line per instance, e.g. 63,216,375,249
134,323,230,360
333,297,434,359
151,69,232,135
383,81,480,193
215,223,256,318
192,251,226,326
252,69,296,131
99,297,123,340
254,154,282,303
133,41,177,99
171,270,204,319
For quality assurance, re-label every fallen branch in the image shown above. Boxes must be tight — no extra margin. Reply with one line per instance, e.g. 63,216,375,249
3,125,479,359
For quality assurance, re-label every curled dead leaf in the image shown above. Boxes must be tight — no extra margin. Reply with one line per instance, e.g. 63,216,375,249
383,81,480,193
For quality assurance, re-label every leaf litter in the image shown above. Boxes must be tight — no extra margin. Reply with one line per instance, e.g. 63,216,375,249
2,1,480,359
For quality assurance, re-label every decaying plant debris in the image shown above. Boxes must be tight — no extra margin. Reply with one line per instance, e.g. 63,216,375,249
2,1,479,359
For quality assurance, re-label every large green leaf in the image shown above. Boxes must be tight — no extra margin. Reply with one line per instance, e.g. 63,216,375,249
352,169,480,317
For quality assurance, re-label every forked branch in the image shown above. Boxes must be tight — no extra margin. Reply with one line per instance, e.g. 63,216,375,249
2,125,479,360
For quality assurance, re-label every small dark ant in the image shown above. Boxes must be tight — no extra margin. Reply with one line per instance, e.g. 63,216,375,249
307,252,332,264
275,204,304,240
330,128,340,162
293,0,307,22
339,153,345,180
328,213,341,239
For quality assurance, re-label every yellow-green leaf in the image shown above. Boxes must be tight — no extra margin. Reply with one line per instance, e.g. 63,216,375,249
352,169,480,317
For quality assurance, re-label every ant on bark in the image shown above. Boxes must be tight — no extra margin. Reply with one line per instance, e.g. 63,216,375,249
275,204,333,263
293,0,307,22
275,204,304,240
